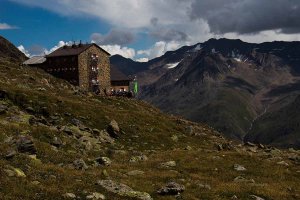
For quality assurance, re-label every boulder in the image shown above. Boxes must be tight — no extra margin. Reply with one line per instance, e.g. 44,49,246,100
98,130,114,144
5,149,17,159
73,159,88,170
129,155,148,163
197,183,211,190
233,164,247,171
16,135,37,154
96,180,152,200
107,120,120,138
95,157,112,166
63,193,76,199
86,192,105,200
4,167,26,178
0,104,8,114
157,181,185,195
249,195,265,200
51,137,63,148
160,161,176,168
71,118,82,126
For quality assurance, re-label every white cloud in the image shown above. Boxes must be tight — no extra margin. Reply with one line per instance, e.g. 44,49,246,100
137,41,182,59
10,0,190,28
101,45,135,59
221,30,300,43
17,45,30,57
0,22,17,30
10,0,300,61
136,58,149,62
44,41,72,55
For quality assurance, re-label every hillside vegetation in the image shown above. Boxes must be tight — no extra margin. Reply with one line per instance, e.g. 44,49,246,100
0,37,299,199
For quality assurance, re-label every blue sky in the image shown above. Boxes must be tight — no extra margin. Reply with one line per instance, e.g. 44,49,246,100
1,0,300,61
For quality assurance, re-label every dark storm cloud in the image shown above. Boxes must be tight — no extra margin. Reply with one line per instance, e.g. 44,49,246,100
150,17,159,26
189,0,300,34
150,28,188,42
91,29,135,45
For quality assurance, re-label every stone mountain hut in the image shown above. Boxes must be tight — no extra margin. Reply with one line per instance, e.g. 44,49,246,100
23,42,133,95
44,43,111,94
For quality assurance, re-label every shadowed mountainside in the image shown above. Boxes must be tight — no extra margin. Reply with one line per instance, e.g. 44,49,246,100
111,38,300,148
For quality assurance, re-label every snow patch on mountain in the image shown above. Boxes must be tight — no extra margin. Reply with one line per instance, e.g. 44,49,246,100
166,61,181,69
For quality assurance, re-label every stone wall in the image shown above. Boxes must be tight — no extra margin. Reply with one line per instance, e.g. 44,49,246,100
78,45,111,94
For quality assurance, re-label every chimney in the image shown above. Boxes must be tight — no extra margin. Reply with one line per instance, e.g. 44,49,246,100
78,40,83,47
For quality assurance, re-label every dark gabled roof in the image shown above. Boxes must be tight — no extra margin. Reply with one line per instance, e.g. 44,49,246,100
23,56,46,65
46,43,110,57
110,65,132,81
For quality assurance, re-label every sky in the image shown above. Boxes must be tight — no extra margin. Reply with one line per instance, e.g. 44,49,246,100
1,0,300,61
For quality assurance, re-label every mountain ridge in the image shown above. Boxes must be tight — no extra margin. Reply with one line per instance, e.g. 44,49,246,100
111,38,300,148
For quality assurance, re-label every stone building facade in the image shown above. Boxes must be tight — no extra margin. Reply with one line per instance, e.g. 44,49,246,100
44,43,111,94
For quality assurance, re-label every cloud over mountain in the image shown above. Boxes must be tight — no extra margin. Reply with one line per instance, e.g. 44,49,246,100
189,0,300,34
91,29,135,46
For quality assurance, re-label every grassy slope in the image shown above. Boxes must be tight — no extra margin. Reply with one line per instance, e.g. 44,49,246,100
0,61,299,200
246,95,300,148
188,88,256,140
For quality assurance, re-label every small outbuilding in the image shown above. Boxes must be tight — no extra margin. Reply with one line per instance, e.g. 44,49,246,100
110,65,132,93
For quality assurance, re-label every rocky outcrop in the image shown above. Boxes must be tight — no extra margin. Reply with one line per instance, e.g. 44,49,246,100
96,180,152,200
157,181,185,195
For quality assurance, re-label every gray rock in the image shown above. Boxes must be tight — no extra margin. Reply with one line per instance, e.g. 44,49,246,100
184,145,192,151
277,161,289,166
97,180,152,200
63,193,76,199
5,149,17,159
288,154,300,162
62,126,73,135
157,181,185,195
160,161,176,168
129,155,148,163
25,106,35,113
86,192,105,200
51,137,63,147
127,170,144,176
217,143,233,151
244,142,256,147
96,157,112,166
197,183,211,190
233,176,255,183
107,120,120,138
4,169,15,177
234,164,247,171
16,135,36,154
0,104,8,114
92,128,101,134
73,159,88,170
171,135,178,142
71,118,82,126
98,130,114,144
249,195,265,200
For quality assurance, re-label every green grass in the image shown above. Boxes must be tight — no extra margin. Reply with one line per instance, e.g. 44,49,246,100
0,61,299,199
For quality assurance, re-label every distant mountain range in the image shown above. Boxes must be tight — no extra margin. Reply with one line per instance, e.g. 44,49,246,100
111,38,300,148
